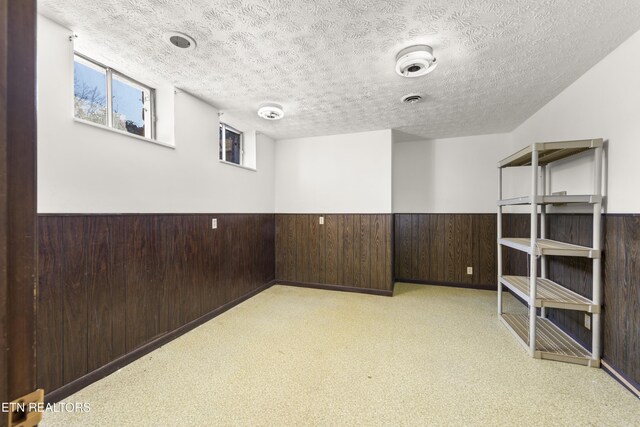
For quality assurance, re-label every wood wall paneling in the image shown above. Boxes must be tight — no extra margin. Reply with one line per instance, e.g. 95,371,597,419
395,215,411,279
85,217,126,373
417,215,430,281
605,215,640,385
36,212,640,396
603,215,620,376
324,214,339,285
274,214,393,291
370,215,386,290
296,215,309,284
61,217,103,383
478,214,497,286
308,215,322,283
394,214,497,289
36,217,64,394
36,214,275,397
125,216,171,352
358,215,371,288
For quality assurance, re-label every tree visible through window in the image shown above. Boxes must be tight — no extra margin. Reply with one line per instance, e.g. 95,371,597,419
74,56,107,125
73,53,155,140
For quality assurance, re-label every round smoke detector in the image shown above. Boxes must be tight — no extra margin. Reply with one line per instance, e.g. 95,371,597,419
257,103,284,120
401,94,423,104
395,45,437,77
165,31,196,50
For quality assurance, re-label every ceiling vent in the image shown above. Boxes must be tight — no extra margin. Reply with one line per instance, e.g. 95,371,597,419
395,45,437,77
257,103,284,120
165,32,196,50
401,94,423,104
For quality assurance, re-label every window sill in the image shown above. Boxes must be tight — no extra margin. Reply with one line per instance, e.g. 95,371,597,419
218,160,256,172
73,118,175,149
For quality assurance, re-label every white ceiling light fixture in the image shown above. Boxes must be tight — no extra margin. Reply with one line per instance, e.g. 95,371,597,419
395,45,437,77
257,103,285,120
165,31,196,50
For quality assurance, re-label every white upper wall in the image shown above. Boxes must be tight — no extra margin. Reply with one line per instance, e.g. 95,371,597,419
392,133,512,213
37,16,275,213
39,16,640,215
275,130,393,213
510,28,640,213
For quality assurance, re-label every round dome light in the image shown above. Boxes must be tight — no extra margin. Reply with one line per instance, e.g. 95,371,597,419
395,45,437,77
257,103,284,120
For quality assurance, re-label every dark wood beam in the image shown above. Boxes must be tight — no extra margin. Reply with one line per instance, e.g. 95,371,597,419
0,1,37,425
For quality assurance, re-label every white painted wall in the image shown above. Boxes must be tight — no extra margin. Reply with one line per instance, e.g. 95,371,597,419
392,133,512,213
275,130,393,213
38,16,275,213
509,28,640,213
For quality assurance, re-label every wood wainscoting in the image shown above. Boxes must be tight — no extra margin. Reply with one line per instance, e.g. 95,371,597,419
37,214,275,400
37,212,639,399
502,213,640,389
394,214,497,289
275,214,393,293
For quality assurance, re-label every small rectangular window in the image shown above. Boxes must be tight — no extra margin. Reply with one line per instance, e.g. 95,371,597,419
73,53,155,140
219,123,243,166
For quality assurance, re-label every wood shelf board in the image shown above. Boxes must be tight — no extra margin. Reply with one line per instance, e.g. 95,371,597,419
498,139,603,168
500,313,596,366
500,275,599,313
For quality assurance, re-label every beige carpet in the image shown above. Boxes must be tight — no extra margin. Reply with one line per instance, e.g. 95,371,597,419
41,284,639,426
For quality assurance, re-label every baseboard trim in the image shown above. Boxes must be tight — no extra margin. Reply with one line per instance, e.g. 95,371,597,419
395,278,497,291
276,280,393,297
601,359,640,399
44,279,276,404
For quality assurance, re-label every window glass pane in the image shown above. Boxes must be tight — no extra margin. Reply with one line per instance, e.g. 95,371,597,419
74,56,107,125
219,125,223,161
225,128,242,165
112,74,151,138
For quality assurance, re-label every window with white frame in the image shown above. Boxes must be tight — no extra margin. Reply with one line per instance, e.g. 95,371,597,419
73,53,155,139
219,123,243,165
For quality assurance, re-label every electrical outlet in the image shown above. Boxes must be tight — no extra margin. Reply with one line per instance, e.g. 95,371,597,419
319,216,324,225
211,218,217,229
467,266,473,275
584,314,591,330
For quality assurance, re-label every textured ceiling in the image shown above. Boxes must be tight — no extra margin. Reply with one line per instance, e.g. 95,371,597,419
39,0,640,140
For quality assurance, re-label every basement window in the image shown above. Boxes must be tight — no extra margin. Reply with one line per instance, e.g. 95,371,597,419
73,53,155,140
219,123,243,166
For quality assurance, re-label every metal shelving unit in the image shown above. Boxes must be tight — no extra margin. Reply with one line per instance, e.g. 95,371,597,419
497,138,603,367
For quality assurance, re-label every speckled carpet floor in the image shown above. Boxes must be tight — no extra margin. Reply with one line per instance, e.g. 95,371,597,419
41,283,639,426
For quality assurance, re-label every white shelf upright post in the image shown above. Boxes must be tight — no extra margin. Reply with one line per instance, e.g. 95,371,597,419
498,167,503,315
540,164,547,319
592,145,603,361
529,148,539,357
